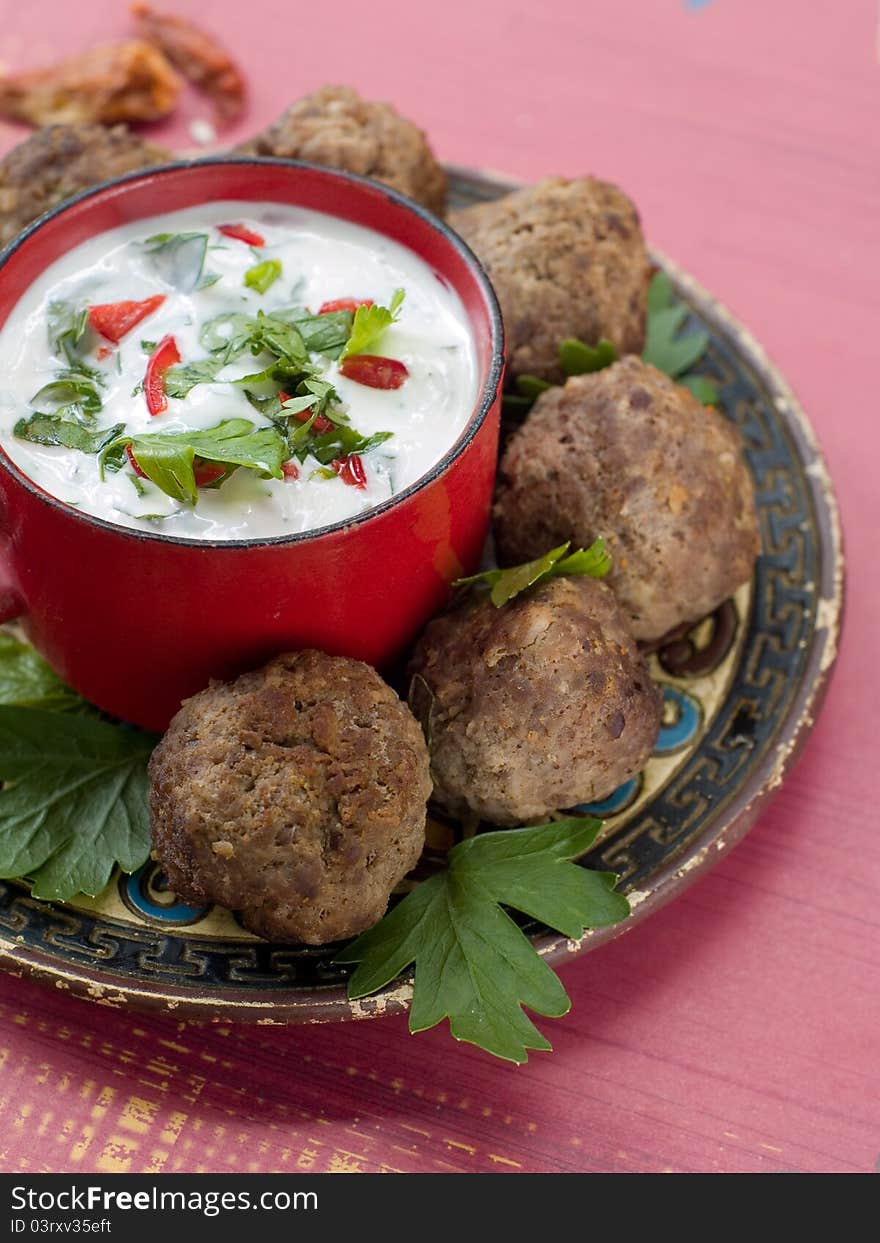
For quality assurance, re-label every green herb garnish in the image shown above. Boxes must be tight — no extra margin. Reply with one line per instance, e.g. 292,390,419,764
14,414,124,455
559,336,618,376
163,357,228,399
0,631,83,712
101,418,286,505
504,273,719,419
336,817,629,1064
308,426,392,467
0,704,154,901
142,232,209,293
643,272,719,402
513,340,618,403
47,301,90,365
29,372,103,417
198,310,256,356
199,307,353,363
678,374,719,404
455,539,611,607
514,375,553,399
340,289,404,360
288,309,352,358
193,305,390,465
244,259,282,295
35,303,106,426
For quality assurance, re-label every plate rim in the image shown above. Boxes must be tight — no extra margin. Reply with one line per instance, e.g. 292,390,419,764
0,167,845,1023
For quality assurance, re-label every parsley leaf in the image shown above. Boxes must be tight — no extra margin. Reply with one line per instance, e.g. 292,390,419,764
30,372,103,417
514,375,553,399
559,337,618,376
0,706,154,900
254,314,309,369
0,631,83,712
506,275,719,418
336,818,629,1063
340,289,404,360
287,309,352,359
643,272,719,402
307,426,393,466
101,419,286,505
244,259,282,295
679,374,719,404
142,232,209,293
199,310,255,356
47,301,90,365
199,307,353,364
14,414,124,456
455,538,611,607
163,357,228,398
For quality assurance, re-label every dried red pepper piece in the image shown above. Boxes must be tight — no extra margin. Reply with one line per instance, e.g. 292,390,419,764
279,393,333,435
217,223,265,247
88,294,166,344
144,333,180,416
193,459,226,487
339,355,408,390
318,298,373,315
332,454,367,489
126,444,149,478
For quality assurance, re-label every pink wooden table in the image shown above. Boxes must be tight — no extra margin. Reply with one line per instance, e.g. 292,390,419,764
0,0,877,1174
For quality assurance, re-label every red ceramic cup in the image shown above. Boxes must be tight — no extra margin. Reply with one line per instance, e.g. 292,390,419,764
0,159,504,730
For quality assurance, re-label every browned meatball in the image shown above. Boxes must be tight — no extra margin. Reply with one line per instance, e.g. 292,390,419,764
408,576,662,826
0,124,172,249
234,85,446,214
149,651,432,945
448,177,650,381
494,357,761,642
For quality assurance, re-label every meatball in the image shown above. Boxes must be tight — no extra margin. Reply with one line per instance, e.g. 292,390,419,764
149,651,432,945
448,176,650,381
234,85,446,215
494,357,761,643
408,576,662,826
0,123,171,249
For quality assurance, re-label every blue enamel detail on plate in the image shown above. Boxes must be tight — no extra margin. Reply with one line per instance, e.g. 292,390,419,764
574,777,641,817
655,686,702,753
121,863,208,924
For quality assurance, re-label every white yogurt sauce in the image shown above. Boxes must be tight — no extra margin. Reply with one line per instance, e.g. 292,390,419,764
0,202,479,540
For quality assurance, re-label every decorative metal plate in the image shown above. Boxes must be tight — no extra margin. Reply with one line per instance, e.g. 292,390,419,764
0,168,843,1022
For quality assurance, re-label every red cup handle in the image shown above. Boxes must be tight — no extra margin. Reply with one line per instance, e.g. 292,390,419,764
0,556,23,623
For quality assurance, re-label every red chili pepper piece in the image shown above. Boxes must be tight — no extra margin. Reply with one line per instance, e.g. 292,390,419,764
279,393,333,435
318,297,374,315
217,223,265,247
88,294,166,344
332,454,367,489
193,458,226,487
144,334,181,416
339,354,408,390
125,445,149,479
96,345,113,361
281,461,299,480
